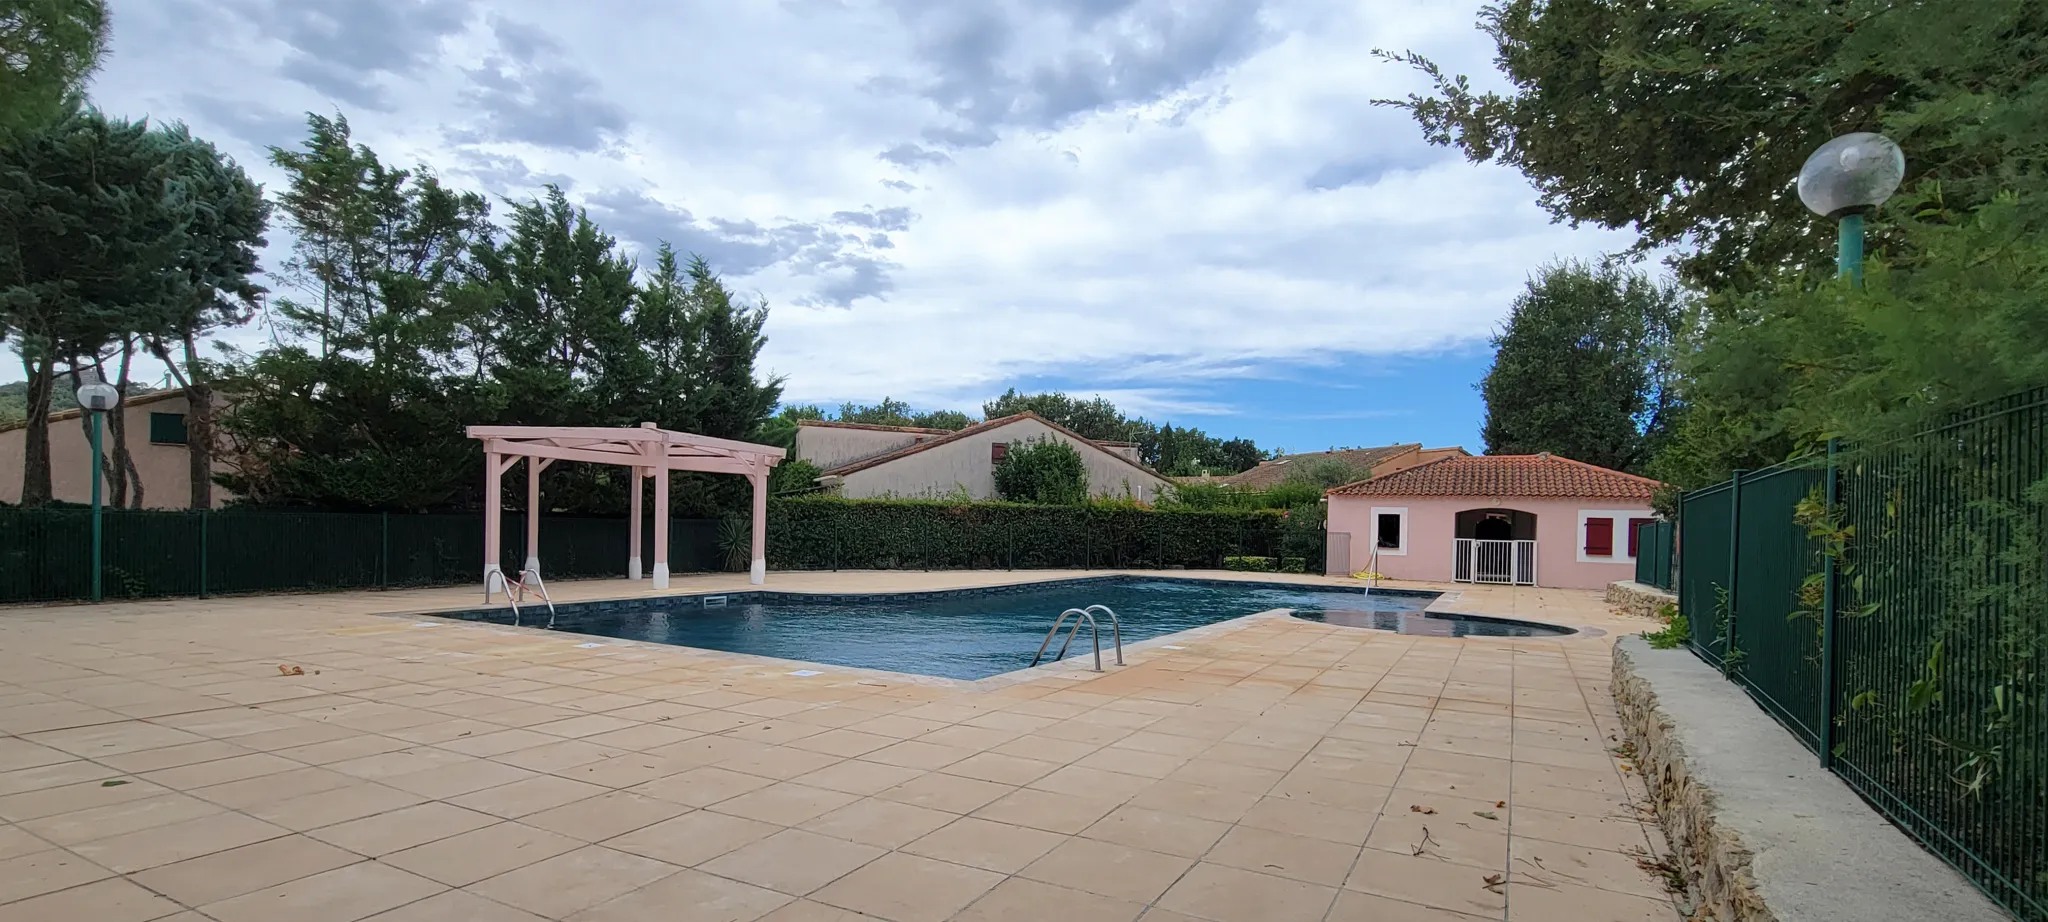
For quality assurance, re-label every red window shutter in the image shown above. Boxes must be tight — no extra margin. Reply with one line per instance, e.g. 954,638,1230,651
1585,517,1614,556
1628,517,1655,556
990,443,1007,463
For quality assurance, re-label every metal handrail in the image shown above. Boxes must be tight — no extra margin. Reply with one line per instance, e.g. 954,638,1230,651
1083,605,1123,665
1031,608,1103,671
495,566,559,628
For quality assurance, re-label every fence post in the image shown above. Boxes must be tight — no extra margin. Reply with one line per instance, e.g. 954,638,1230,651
1724,469,1745,676
1819,440,1841,768
198,510,209,599
380,512,390,588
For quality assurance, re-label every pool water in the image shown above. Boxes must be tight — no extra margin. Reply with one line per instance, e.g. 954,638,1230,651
446,577,1568,680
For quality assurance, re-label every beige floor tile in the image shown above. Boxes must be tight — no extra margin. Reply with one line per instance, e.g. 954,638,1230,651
191,766,359,810
971,787,1121,835
494,739,627,773
130,834,361,906
602,810,777,866
360,888,549,922
552,753,695,790
1237,795,1378,846
578,723,703,752
939,751,1060,786
802,797,956,849
0,776,172,822
1028,764,1155,800
273,734,413,766
717,747,846,781
467,844,679,918
1507,880,1677,920
786,728,898,758
1325,890,1495,921
629,765,776,807
916,725,1018,752
1270,773,1394,812
1125,780,1260,823
809,851,1002,922
876,771,1012,814
757,899,891,921
700,828,886,895
436,728,557,757
326,747,475,782
570,867,793,922
99,740,254,774
902,816,1066,873
379,759,538,800
307,801,500,856
952,877,1145,922
20,791,223,845
517,790,691,842
1200,741,1307,771
447,774,611,818
249,782,427,831
72,809,288,872
0,739,74,773
1163,758,1285,794
862,740,974,770
0,876,184,922
794,759,923,796
138,753,299,791
1080,804,1229,858
1156,861,1339,922
28,720,204,758
712,782,861,826
0,849,114,904
1019,837,1194,904
0,760,123,798
200,860,445,922
1508,804,1649,853
1509,836,1676,900
0,825,49,862
381,822,583,887
1343,847,1507,917
1073,747,1188,779
527,714,640,740
990,734,1103,764
726,720,832,747
1205,824,1361,886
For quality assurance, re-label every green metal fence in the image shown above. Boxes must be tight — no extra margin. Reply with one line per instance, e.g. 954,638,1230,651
1632,519,1676,590
1677,388,2048,921
0,508,724,604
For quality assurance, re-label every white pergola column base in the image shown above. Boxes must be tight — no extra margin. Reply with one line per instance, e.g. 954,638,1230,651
749,559,765,585
483,563,504,601
628,556,641,580
523,556,540,577
652,563,670,590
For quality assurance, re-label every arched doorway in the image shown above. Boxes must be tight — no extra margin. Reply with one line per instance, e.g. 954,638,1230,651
1454,508,1537,584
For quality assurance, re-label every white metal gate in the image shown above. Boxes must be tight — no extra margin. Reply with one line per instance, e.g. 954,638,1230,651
1453,538,1536,585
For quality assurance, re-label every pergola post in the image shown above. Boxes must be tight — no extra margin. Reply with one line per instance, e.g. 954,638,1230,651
483,448,503,601
524,456,548,577
628,466,644,580
749,469,768,585
652,460,671,590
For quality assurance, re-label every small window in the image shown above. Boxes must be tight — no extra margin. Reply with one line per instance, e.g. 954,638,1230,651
149,412,188,445
1376,513,1403,549
1628,517,1655,557
1585,517,1614,556
990,443,1007,463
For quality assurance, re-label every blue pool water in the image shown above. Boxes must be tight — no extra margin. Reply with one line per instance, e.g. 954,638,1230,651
445,577,1570,680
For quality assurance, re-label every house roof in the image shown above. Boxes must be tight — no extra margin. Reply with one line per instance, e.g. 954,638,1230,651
1218,444,1421,490
1327,453,1661,500
820,412,1169,483
0,389,187,435
794,419,956,435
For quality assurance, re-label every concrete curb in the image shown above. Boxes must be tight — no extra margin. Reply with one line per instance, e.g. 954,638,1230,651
1612,636,2010,922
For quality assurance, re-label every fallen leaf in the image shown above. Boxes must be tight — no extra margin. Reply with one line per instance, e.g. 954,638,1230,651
1473,810,1498,820
1483,873,1506,893
1496,800,1506,808
101,779,129,787
276,665,304,677
1409,805,1436,814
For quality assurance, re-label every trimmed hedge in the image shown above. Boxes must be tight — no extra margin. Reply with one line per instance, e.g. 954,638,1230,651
768,497,1294,571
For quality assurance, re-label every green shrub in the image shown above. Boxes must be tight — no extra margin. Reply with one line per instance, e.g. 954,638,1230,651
1644,603,1689,649
1279,557,1307,573
769,459,823,496
993,438,1088,505
1224,556,1277,572
769,497,1287,571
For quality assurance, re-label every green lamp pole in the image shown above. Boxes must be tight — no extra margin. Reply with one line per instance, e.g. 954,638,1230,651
1797,132,1905,284
76,376,121,602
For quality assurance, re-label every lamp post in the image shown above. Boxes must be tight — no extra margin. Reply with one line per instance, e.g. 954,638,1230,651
75,376,120,602
1797,132,1906,283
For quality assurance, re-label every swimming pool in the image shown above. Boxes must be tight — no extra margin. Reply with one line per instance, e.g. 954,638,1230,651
436,576,1570,680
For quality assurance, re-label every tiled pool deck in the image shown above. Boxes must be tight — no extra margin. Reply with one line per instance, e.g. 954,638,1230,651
0,570,1681,921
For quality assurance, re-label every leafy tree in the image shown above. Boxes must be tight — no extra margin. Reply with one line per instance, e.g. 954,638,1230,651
769,458,821,495
0,104,214,505
836,397,914,427
992,438,1088,505
983,389,1130,441
909,409,974,430
0,0,108,130
1479,261,1681,473
757,403,825,449
982,389,1264,473
1376,0,2048,288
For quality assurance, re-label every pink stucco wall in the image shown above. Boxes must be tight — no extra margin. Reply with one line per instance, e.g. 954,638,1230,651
0,391,232,509
1327,494,1655,590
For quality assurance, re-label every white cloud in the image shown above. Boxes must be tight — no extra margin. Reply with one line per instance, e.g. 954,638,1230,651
25,0,1636,413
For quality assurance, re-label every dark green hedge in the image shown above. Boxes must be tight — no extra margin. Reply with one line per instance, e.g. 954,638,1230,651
766,497,1296,571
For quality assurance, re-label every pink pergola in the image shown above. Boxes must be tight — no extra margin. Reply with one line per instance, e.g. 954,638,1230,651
465,423,784,593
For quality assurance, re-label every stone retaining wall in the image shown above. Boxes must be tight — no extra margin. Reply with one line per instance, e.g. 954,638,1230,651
1606,579,1677,620
1612,642,1773,921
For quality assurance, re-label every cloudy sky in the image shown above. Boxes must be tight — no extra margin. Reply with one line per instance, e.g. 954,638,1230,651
34,0,1637,454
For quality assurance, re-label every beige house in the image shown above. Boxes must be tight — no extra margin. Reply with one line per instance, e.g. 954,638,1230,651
796,414,1171,502
0,390,231,508
1192,443,1470,491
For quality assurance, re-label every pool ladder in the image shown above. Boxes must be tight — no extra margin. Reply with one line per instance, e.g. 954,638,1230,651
490,566,558,629
1030,605,1123,672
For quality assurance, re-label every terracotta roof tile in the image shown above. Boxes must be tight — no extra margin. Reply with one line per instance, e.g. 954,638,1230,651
795,419,955,435
1327,453,1660,499
820,412,1169,483
1218,445,1420,490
